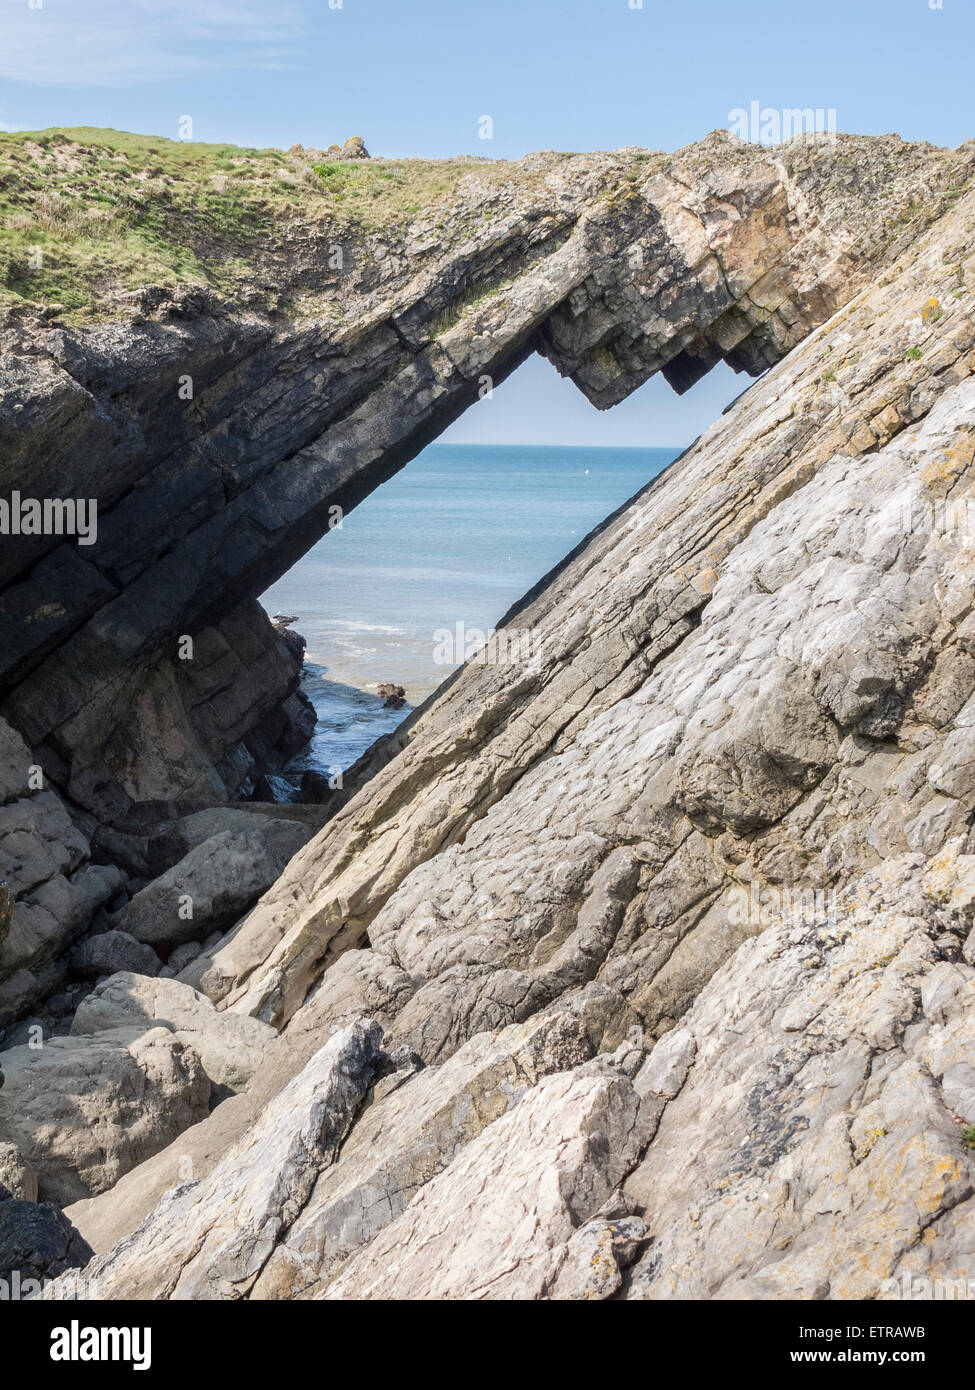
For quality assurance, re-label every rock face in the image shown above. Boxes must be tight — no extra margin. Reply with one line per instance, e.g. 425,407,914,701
0,713,125,1026
182,158,975,1043
620,849,975,1299
1,132,969,825
7,127,975,1301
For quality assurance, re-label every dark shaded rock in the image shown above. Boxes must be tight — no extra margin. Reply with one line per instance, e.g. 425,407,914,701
0,1016,49,1050
377,683,407,710
69,929,162,980
0,881,12,947
116,818,316,949
161,940,202,976
148,803,330,873
0,1198,93,1280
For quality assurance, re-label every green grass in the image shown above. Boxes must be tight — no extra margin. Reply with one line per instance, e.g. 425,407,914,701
430,278,514,337
0,128,298,314
963,1125,975,1150
905,346,923,361
0,127,499,320
313,157,495,224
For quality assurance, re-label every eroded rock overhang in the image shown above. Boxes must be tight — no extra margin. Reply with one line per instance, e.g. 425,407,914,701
0,130,970,815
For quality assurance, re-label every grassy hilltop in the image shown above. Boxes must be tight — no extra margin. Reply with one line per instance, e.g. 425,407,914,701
0,127,513,320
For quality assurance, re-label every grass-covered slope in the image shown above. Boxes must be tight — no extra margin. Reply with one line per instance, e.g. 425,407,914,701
0,127,517,320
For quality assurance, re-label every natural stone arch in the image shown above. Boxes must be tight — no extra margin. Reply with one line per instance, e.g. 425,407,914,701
0,131,965,817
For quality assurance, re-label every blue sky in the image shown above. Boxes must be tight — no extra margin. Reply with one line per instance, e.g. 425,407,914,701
1,0,970,444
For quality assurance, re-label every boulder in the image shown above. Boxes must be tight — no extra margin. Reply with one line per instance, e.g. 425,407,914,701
162,940,203,976
72,972,276,1090
114,819,314,950
0,861,125,1027
146,804,327,877
0,1027,210,1204
0,1141,37,1202
0,1199,93,1283
69,929,162,980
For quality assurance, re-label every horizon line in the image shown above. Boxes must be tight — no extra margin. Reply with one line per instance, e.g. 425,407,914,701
428,441,687,451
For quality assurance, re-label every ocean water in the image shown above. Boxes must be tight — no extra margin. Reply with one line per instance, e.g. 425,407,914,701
261,442,680,774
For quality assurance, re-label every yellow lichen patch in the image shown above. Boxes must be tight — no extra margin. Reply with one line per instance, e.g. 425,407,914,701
859,1127,887,1160
690,565,720,597
922,843,962,896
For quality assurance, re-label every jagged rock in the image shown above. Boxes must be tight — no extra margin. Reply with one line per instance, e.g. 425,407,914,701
622,850,975,1299
549,1216,648,1300
0,719,34,806
47,1019,385,1299
0,751,125,1025
252,991,616,1298
71,972,276,1090
0,1141,36,1202
964,926,975,968
0,1199,93,1282
63,947,418,1254
318,1063,649,1300
115,819,314,949
376,682,406,709
0,790,88,897
2,134,969,824
5,128,975,1302
68,929,162,979
0,714,128,1026
51,1021,646,1301
340,137,369,160
633,1027,696,1099
0,1027,210,1204
188,173,975,1044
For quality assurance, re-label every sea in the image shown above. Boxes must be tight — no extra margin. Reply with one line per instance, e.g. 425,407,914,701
260,443,680,778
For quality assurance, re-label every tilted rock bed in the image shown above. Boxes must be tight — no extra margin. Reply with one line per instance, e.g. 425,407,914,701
2,128,975,1297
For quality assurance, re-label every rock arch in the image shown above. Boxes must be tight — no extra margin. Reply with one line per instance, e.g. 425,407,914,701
0,130,965,819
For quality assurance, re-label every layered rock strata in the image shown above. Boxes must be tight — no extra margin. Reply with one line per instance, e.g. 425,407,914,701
4,127,975,1300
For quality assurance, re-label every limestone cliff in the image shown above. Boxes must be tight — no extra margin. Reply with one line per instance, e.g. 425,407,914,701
3,126,975,1300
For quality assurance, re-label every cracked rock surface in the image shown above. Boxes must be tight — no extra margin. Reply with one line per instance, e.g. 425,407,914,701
11,130,975,1300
